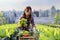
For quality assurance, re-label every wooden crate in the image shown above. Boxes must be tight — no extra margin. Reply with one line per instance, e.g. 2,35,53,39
17,36,36,40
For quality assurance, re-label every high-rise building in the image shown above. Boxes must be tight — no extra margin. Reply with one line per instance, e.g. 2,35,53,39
44,10,49,17
39,10,49,17
51,6,56,17
33,10,39,17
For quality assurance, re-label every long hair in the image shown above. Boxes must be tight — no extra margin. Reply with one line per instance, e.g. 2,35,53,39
21,6,32,20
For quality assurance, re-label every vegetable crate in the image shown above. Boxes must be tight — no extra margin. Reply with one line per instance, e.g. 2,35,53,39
17,36,36,40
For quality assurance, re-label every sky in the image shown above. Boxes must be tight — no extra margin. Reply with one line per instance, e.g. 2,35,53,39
0,0,60,11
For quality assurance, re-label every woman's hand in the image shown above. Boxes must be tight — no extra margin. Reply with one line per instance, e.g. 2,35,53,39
33,27,36,33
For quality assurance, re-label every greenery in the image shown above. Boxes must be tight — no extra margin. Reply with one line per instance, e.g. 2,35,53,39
18,18,27,27
18,30,30,37
0,24,17,38
0,24,60,40
54,12,60,24
0,12,6,25
36,24,60,40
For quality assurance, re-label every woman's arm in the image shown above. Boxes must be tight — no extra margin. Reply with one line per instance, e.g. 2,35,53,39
31,17,36,30
18,15,23,20
18,15,23,28
31,17,37,33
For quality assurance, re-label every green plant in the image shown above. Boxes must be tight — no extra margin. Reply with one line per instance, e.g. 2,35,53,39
0,24,17,38
18,18,27,27
18,30,30,37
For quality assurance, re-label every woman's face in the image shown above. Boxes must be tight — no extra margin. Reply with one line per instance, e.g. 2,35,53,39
25,9,31,16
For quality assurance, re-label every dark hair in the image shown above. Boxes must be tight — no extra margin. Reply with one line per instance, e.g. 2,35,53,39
21,6,32,20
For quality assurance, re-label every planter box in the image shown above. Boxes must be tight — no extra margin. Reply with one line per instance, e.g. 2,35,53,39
17,36,36,40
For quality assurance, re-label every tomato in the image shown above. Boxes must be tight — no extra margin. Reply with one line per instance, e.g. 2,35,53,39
23,34,29,37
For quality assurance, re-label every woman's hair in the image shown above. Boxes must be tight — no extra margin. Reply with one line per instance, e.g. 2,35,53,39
21,6,32,20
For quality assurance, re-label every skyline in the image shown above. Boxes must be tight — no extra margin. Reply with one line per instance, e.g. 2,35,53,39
0,0,60,11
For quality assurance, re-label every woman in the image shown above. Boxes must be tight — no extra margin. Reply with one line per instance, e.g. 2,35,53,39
18,6,36,32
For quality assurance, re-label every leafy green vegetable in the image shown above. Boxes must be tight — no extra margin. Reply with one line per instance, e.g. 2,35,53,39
18,30,30,37
18,18,27,27
0,24,17,38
